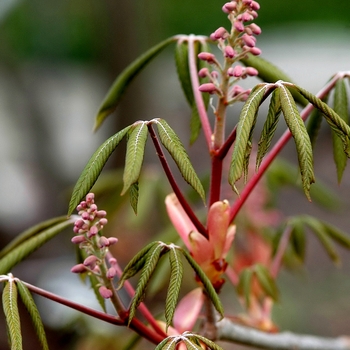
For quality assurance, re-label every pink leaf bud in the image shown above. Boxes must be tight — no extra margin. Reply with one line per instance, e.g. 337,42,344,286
224,45,236,58
213,27,229,40
242,33,256,47
234,20,245,32
222,2,237,13
88,225,98,238
198,83,218,94
245,67,259,76
71,235,86,244
83,255,98,268
249,47,262,55
99,286,113,299
108,237,118,246
251,1,260,10
198,52,216,63
96,210,107,218
71,264,87,273
99,236,110,248
232,65,244,77
106,267,117,279
198,67,209,78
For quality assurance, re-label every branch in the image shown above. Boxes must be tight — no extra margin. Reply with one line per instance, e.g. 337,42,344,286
217,318,350,350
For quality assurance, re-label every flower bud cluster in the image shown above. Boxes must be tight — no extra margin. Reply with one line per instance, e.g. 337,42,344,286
70,193,118,299
198,0,261,104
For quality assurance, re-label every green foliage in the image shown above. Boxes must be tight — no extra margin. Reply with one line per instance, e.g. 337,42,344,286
94,36,176,130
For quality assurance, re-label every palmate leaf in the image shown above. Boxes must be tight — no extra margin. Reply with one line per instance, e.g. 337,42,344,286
181,249,224,318
155,337,177,350
121,122,148,195
94,36,176,130
128,242,165,324
16,280,49,350
0,219,73,275
295,84,350,156
332,79,349,182
2,279,22,350
165,246,183,330
68,125,131,215
229,84,268,194
279,85,315,200
256,88,281,170
154,119,205,201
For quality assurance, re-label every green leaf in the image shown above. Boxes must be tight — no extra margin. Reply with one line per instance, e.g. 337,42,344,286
165,247,183,330
154,119,205,201
322,222,350,250
253,264,279,301
121,122,148,195
332,79,349,182
306,103,325,149
117,241,158,289
68,125,131,215
16,280,49,350
3,279,22,350
237,268,253,307
256,88,281,170
155,337,177,350
241,54,307,106
182,338,202,350
194,334,224,350
295,84,350,156
289,219,307,262
229,84,268,193
94,36,176,130
279,85,315,200
181,249,224,318
128,242,165,324
129,182,139,215
0,220,73,275
0,216,68,259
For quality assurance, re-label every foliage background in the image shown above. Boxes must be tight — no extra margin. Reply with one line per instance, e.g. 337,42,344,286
0,0,350,349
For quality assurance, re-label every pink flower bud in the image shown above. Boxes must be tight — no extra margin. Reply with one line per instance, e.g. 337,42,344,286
88,225,98,238
234,20,245,32
71,264,87,273
248,23,262,35
231,85,245,97
241,12,253,22
99,286,113,299
242,0,252,5
213,27,229,40
251,1,260,10
77,201,87,211
89,204,97,212
106,267,117,279
227,67,235,76
242,33,256,47
86,193,95,203
211,70,219,79
245,67,258,76
81,212,90,220
224,45,236,58
74,219,85,228
109,257,117,265
232,65,244,77
71,235,86,244
249,47,262,55
198,52,216,63
99,236,110,248
198,83,218,94
250,10,258,19
222,2,237,13
108,237,118,246
84,255,98,268
98,218,108,227
198,67,209,78
96,210,107,218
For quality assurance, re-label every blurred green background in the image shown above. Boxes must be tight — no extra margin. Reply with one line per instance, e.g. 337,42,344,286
0,0,350,349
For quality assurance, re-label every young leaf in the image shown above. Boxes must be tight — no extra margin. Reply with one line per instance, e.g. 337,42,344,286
16,280,49,350
129,182,139,215
155,337,177,350
229,84,268,193
128,242,165,324
0,216,68,259
289,219,307,262
322,222,350,250
279,85,315,200
0,220,73,275
68,125,131,215
237,268,253,307
94,36,176,130
256,88,281,170
181,249,224,318
194,334,224,350
295,84,350,156
121,122,148,195
165,247,183,330
332,79,349,182
154,119,205,201
2,279,22,350
182,338,203,350
253,264,279,301
306,106,324,149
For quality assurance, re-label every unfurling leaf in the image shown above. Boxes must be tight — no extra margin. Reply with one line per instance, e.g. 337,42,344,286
94,36,176,130
122,122,148,195
332,79,349,182
3,279,22,350
257,88,281,170
279,85,315,200
165,247,183,330
155,119,205,201
229,84,268,193
16,280,49,350
68,125,131,215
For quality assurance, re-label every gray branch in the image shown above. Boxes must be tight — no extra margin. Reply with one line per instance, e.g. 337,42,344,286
217,318,350,350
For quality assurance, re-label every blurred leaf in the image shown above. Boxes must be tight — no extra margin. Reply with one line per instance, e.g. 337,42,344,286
290,219,307,262
121,122,148,195
253,264,279,301
193,335,224,350
306,102,325,149
280,85,315,200
94,36,176,130
0,219,73,274
322,222,350,250
154,119,205,202
332,79,349,183
237,268,253,307
2,279,22,350
68,125,131,216
16,280,49,350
